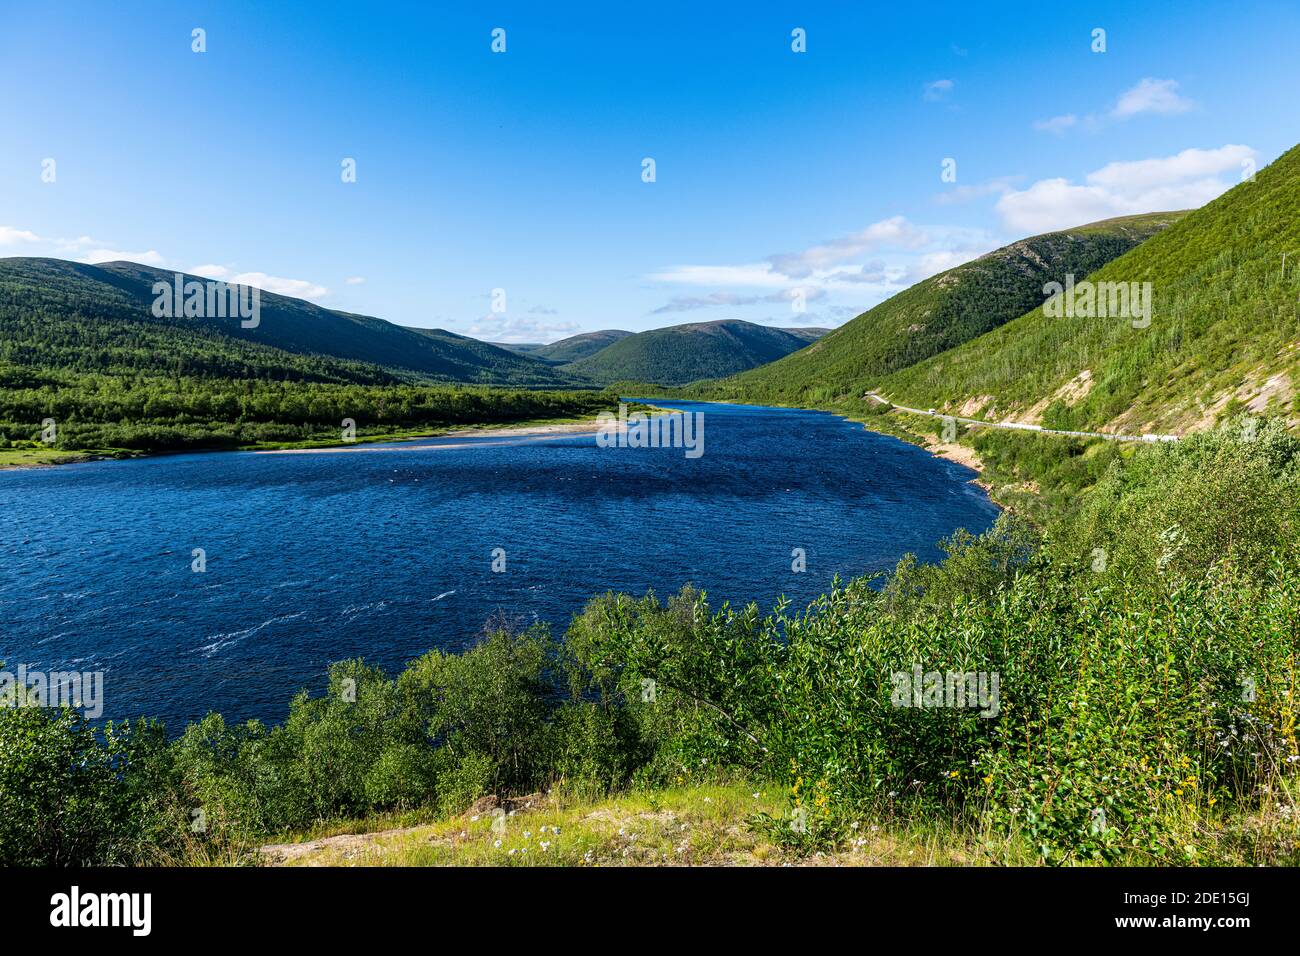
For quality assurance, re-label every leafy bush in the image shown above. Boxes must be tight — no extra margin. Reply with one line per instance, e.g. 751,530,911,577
0,703,173,866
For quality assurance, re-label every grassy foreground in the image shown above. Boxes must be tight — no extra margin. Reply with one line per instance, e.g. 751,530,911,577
257,781,1037,867
257,774,1300,868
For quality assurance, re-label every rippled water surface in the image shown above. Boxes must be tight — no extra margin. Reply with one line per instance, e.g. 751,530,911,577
0,401,997,726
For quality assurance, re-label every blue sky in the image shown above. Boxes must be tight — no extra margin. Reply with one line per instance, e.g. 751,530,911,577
1,1,1295,342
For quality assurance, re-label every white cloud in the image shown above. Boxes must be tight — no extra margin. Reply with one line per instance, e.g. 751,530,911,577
648,263,789,288
1113,78,1193,118
767,216,929,278
905,248,985,282
227,272,329,301
0,226,42,245
345,276,366,285
923,79,954,102
462,313,581,344
1032,114,1078,135
995,144,1255,233
1035,78,1193,135
184,263,329,300
1086,145,1253,190
934,176,1021,205
651,287,827,315
646,219,993,321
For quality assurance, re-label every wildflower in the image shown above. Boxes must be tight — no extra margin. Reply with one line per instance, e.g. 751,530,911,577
540,841,550,851
494,840,502,848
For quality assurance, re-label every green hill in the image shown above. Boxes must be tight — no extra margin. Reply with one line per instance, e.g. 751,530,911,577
563,319,825,385
876,146,1300,435
689,213,1184,406
530,330,633,364
0,257,616,459
0,258,574,388
93,261,574,386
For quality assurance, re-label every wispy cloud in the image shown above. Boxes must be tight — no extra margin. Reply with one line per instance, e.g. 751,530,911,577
461,313,581,344
923,79,954,102
647,263,789,288
651,287,826,315
934,176,1022,206
646,217,996,325
766,216,929,278
1112,78,1194,118
1032,114,1078,136
1034,77,1194,134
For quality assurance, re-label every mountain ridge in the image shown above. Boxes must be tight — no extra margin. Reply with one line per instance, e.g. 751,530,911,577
562,319,828,385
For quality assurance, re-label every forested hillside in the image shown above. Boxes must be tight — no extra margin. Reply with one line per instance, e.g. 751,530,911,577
686,213,1183,407
0,258,614,456
877,145,1300,435
0,258,574,387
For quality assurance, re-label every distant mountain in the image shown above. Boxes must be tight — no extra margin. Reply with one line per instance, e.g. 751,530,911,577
691,213,1185,406
0,258,575,387
561,320,824,386
782,327,832,343
486,341,547,355
531,330,633,364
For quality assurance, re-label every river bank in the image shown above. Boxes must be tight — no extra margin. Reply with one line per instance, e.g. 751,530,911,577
0,408,665,471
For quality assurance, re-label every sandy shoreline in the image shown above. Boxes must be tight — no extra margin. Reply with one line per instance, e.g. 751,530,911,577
251,414,696,456
258,419,606,455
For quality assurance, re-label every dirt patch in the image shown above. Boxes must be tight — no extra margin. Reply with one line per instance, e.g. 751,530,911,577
1052,369,1094,406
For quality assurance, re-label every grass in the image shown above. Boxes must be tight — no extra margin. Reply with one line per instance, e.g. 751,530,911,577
0,445,134,469
254,776,1300,868
257,781,1043,867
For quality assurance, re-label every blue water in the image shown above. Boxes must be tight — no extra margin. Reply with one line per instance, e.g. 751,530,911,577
0,401,997,728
